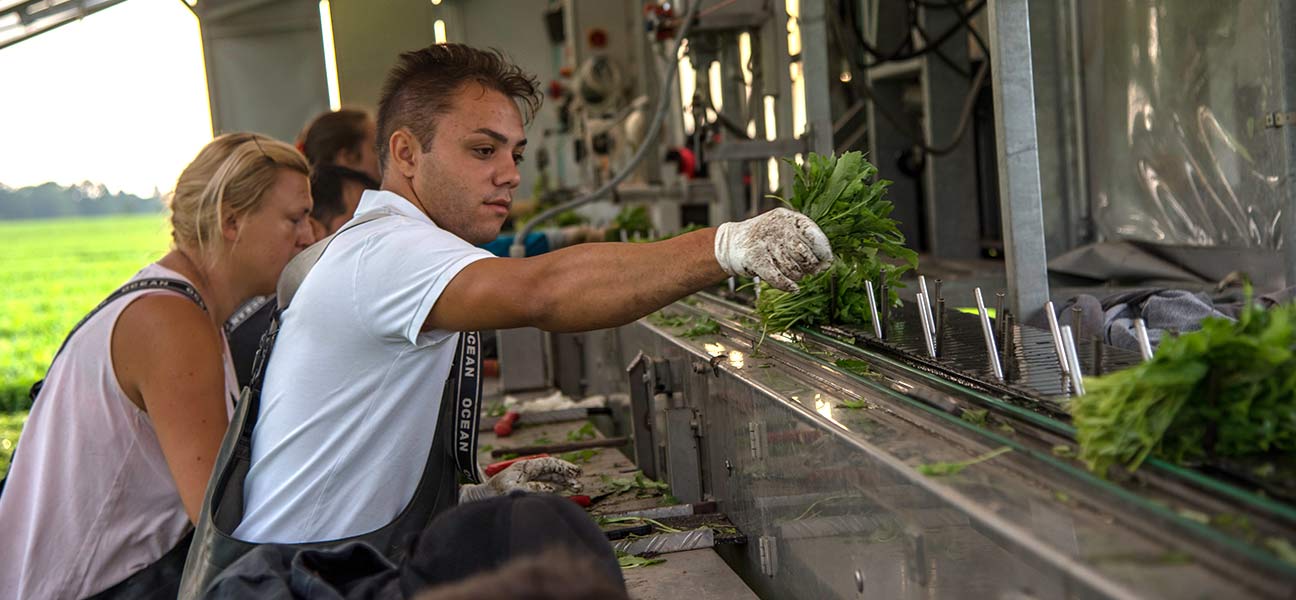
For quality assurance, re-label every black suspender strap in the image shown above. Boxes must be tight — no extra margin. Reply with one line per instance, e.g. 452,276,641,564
3,277,205,498
449,330,484,484
47,278,206,368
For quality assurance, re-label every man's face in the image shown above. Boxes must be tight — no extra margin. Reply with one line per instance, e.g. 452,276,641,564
410,84,525,245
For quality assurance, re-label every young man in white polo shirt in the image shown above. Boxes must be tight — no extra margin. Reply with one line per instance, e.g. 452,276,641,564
234,43,833,544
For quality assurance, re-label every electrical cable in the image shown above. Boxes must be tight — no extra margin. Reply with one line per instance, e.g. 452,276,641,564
510,0,701,257
845,0,986,68
831,10,988,157
909,3,974,79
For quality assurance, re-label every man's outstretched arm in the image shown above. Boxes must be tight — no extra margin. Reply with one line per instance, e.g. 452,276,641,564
426,208,832,333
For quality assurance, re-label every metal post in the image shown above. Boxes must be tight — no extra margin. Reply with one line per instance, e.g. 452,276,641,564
1279,1,1296,288
800,0,834,156
987,0,1051,321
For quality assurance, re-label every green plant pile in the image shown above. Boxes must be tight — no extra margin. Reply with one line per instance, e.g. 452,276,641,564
604,205,653,241
755,152,917,333
1071,297,1296,474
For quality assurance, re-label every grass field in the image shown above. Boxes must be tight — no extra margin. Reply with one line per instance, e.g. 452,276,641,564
1,214,172,476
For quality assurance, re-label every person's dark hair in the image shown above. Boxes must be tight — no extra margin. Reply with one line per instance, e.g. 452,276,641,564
411,548,629,600
376,43,542,171
310,164,379,226
298,108,371,167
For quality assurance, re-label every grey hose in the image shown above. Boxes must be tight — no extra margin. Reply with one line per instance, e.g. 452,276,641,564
510,0,701,257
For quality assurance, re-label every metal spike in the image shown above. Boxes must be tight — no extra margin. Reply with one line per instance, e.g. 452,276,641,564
918,276,934,334
916,293,936,358
1133,318,1153,361
1061,325,1085,396
935,297,946,357
1092,337,1104,376
1045,301,1069,375
974,288,1004,380
865,281,882,338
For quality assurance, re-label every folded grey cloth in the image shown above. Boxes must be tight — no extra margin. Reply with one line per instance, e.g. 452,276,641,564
1042,286,1296,353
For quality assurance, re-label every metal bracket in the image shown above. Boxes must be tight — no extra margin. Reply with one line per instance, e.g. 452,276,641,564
627,352,678,479
1264,111,1296,128
758,535,779,577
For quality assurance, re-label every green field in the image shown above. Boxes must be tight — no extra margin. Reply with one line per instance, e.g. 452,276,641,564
1,214,172,476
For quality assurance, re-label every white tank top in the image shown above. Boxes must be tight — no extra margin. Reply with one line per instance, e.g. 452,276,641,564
0,263,237,599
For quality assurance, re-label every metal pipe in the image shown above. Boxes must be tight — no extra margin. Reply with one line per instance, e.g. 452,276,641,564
974,288,1004,380
865,281,883,338
510,0,701,257
1045,301,1070,375
1133,318,1153,362
1061,325,1084,396
917,293,936,358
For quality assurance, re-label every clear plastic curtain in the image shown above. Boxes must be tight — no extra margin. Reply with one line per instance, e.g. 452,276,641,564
1083,0,1286,248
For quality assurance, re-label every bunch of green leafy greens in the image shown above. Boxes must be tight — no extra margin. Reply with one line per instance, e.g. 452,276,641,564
1071,295,1296,474
756,152,917,333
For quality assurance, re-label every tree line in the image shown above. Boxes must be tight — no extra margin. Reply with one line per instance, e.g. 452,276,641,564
0,181,164,220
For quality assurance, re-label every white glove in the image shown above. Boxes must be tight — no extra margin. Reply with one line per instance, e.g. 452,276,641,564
714,208,834,292
459,457,583,503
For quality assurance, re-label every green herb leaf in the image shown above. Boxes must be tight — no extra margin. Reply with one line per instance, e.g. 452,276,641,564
917,447,1012,477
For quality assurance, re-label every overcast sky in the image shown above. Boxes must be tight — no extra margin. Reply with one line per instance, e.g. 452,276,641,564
0,0,212,197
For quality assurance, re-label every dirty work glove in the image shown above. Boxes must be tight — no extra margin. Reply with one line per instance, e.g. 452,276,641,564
714,208,834,292
459,457,583,503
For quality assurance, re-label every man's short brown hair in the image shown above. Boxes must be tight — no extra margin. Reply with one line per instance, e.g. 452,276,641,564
376,43,542,173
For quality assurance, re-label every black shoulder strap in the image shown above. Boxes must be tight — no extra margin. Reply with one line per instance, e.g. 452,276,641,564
3,277,205,498
448,330,484,484
49,278,206,367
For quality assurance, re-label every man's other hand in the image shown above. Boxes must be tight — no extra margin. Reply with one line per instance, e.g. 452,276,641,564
713,208,834,291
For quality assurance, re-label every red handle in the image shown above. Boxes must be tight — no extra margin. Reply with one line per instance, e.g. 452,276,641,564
493,411,520,437
484,453,550,477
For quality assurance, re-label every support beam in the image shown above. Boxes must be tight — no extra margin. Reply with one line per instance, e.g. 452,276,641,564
1280,0,1296,288
799,0,833,156
986,0,1050,321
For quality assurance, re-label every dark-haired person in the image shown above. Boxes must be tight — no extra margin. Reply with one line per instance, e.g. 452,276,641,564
0,134,314,599
234,43,832,544
298,108,381,181
308,163,380,239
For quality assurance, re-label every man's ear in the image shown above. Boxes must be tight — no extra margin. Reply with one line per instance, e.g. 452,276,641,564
388,128,422,179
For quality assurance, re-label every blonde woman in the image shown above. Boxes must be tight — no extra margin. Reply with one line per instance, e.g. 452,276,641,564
0,133,314,599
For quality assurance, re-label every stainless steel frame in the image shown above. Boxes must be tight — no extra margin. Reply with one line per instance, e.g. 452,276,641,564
571,295,1296,599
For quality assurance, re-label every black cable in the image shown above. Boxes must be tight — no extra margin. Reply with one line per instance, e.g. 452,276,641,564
906,0,973,79
830,11,989,157
845,0,987,67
